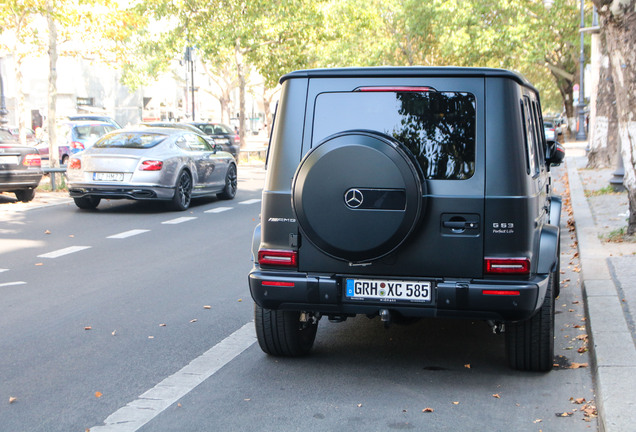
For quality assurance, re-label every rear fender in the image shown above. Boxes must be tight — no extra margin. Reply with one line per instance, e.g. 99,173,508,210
537,224,559,274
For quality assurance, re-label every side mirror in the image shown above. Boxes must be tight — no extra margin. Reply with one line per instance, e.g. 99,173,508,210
546,140,565,166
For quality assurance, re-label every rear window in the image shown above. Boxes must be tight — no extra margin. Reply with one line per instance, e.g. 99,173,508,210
313,91,476,180
94,132,167,149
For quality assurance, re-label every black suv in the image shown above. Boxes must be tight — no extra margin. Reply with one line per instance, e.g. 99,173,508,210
248,67,564,371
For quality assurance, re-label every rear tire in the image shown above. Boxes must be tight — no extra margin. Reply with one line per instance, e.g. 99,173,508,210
170,170,192,211
254,304,317,356
15,189,35,202
217,163,237,200
505,273,555,372
73,196,101,209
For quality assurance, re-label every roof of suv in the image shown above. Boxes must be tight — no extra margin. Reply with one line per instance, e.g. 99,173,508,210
280,66,535,90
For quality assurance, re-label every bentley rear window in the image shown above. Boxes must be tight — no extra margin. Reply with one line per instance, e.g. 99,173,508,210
313,91,476,180
94,132,167,149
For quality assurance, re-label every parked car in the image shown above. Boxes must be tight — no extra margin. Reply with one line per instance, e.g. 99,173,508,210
139,122,236,156
59,121,119,155
66,128,237,211
0,129,43,202
187,122,240,160
36,141,72,165
248,67,565,372
67,115,121,129
544,121,557,141
6,126,39,145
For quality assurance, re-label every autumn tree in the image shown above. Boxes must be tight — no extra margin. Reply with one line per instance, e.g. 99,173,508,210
591,0,636,233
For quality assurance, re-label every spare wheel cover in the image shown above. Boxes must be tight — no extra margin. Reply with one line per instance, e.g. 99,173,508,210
292,130,424,262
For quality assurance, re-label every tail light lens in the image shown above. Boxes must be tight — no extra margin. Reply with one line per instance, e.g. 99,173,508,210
68,158,81,170
482,289,521,296
484,258,530,275
23,154,41,167
233,134,240,143
140,160,163,171
71,141,85,151
258,249,298,267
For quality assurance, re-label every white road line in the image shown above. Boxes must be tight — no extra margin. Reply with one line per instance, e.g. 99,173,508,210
0,281,26,288
161,217,198,225
37,246,91,259
239,199,261,205
204,207,233,214
107,229,150,239
90,322,256,432
0,268,8,273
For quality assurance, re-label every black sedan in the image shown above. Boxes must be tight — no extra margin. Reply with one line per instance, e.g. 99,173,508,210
66,128,237,211
187,122,240,160
0,129,43,202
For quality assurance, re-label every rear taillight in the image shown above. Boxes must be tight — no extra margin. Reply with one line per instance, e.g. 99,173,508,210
484,258,530,275
258,249,298,267
262,281,295,287
233,134,240,143
23,154,41,167
356,86,434,92
68,158,81,170
140,160,163,171
71,141,85,151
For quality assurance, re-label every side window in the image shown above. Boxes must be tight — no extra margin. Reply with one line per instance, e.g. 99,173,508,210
175,135,189,150
521,97,538,176
185,133,212,151
530,100,546,167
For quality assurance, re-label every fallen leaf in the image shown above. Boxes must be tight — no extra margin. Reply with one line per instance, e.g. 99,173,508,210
190,319,198,323
464,364,471,369
111,330,117,336
492,394,501,399
84,326,92,331
35,263,43,266
238,299,243,302
95,391,102,398
570,362,589,369
452,401,459,405
244,398,251,401
533,419,542,423
148,336,154,339
577,347,588,353
9,396,17,404
357,403,362,408
556,411,573,417
571,398,586,404
69,235,74,238
44,230,51,234
204,305,211,309
422,408,434,413
159,323,167,327
177,403,182,408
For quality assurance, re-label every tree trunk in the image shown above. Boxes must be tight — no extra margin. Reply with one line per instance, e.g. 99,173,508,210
593,0,636,234
235,40,246,149
47,0,59,170
587,30,619,168
12,50,26,146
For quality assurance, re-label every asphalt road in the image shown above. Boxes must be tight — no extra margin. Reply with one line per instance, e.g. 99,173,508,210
0,164,598,432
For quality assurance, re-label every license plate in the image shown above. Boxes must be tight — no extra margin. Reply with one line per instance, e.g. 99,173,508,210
345,278,432,303
0,155,19,165
93,172,124,181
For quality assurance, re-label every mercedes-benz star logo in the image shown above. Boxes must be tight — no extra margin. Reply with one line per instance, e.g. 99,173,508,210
344,188,364,209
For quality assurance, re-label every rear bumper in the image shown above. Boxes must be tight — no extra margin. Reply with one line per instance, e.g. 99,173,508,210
68,184,174,200
248,270,550,322
0,172,42,191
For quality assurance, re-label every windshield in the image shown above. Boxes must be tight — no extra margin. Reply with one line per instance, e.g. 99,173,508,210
94,132,167,149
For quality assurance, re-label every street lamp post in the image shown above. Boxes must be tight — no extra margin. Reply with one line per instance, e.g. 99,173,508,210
576,0,587,141
0,59,8,124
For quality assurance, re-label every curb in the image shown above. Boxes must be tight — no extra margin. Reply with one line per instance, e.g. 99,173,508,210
566,156,636,432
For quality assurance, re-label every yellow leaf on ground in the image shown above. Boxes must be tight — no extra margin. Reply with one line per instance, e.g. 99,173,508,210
95,392,102,398
422,408,434,413
9,396,17,404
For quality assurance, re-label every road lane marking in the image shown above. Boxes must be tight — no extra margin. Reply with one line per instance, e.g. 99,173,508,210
37,246,91,259
161,217,198,225
204,207,233,213
239,199,261,205
0,281,26,287
107,229,150,239
90,322,256,432
0,268,8,273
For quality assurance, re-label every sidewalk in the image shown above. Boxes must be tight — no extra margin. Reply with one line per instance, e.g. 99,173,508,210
564,141,636,432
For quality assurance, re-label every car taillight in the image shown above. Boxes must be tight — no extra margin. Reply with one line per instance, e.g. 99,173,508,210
23,154,41,167
258,249,298,267
71,141,85,150
485,258,530,275
140,160,163,171
68,158,81,170
233,134,240,143
482,289,521,296
356,86,434,92
262,281,295,287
